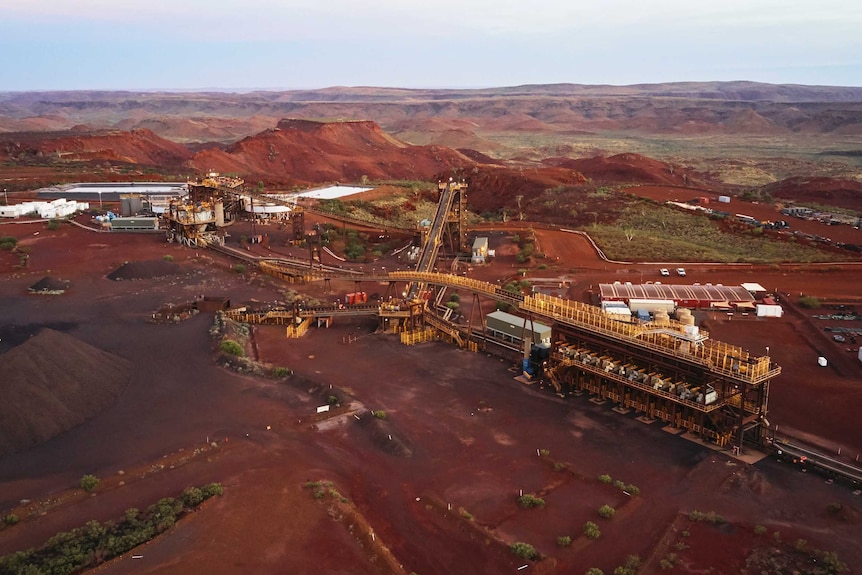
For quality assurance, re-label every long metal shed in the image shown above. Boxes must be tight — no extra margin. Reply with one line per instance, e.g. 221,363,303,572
486,310,552,345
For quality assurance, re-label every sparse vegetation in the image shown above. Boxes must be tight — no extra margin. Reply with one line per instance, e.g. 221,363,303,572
0,236,17,250
598,474,613,484
588,202,844,263
688,510,725,524
613,555,641,575
0,483,223,574
272,366,291,378
233,263,246,274
585,568,604,575
79,474,99,492
659,553,679,570
598,504,616,519
799,295,821,308
162,254,174,262
47,219,61,231
510,541,538,560
3,514,19,526
517,494,546,508
372,410,387,420
584,521,601,540
219,339,244,357
557,535,572,547
754,525,767,535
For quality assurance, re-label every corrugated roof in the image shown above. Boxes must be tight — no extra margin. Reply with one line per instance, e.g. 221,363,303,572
599,283,755,303
487,310,552,334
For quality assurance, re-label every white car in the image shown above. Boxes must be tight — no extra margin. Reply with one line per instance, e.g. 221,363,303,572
659,268,670,277
676,268,687,277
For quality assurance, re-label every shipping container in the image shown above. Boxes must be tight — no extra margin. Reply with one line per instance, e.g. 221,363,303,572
345,292,368,305
756,304,783,317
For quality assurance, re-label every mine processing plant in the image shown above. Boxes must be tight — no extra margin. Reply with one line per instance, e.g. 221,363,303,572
164,173,244,246
201,173,778,451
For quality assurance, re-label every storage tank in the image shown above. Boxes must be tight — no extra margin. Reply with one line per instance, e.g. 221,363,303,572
120,195,144,217
675,308,691,321
653,310,670,325
681,314,696,326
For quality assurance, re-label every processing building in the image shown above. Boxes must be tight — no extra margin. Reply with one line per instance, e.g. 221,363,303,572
599,283,757,311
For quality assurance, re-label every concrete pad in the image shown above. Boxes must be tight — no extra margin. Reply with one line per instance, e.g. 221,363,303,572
662,426,685,435
612,406,631,415
637,416,657,425
589,397,607,406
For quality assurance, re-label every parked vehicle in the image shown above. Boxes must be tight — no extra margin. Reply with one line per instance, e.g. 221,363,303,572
659,268,670,276
676,268,687,277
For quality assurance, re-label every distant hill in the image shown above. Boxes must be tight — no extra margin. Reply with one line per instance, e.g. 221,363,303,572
0,329,132,456
2,82,862,144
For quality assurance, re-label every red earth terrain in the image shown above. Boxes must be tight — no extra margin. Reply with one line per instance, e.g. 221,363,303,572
2,217,860,574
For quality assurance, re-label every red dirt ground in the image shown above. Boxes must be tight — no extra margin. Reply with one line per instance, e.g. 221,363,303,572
1,218,861,575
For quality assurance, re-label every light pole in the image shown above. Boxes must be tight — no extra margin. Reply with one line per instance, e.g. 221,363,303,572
3,188,6,205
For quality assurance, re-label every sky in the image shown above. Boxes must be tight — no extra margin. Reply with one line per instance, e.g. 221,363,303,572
1,0,860,91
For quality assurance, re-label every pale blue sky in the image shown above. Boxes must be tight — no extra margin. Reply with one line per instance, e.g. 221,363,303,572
1,0,860,90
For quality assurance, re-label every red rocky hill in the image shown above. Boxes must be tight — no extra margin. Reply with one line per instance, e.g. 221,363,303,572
0,128,193,166
188,119,476,186
763,177,862,212
543,153,702,186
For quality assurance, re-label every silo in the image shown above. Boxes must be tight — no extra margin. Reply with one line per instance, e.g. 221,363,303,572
675,307,691,321
654,310,670,326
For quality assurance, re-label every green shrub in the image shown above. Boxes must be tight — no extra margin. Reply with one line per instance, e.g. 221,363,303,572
162,254,174,262
233,263,246,274
220,340,243,356
585,569,604,575
625,484,640,496
798,295,820,308
449,293,460,302
614,555,641,575
80,474,99,492
0,236,17,250
3,514,19,526
200,483,223,498
372,410,387,420
539,448,550,456
327,395,339,405
510,542,538,560
181,487,204,507
754,525,767,535
584,521,601,539
598,474,613,484
47,219,61,231
688,510,724,524
598,504,615,519
557,535,572,547
826,502,843,514
272,366,291,378
517,494,546,508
